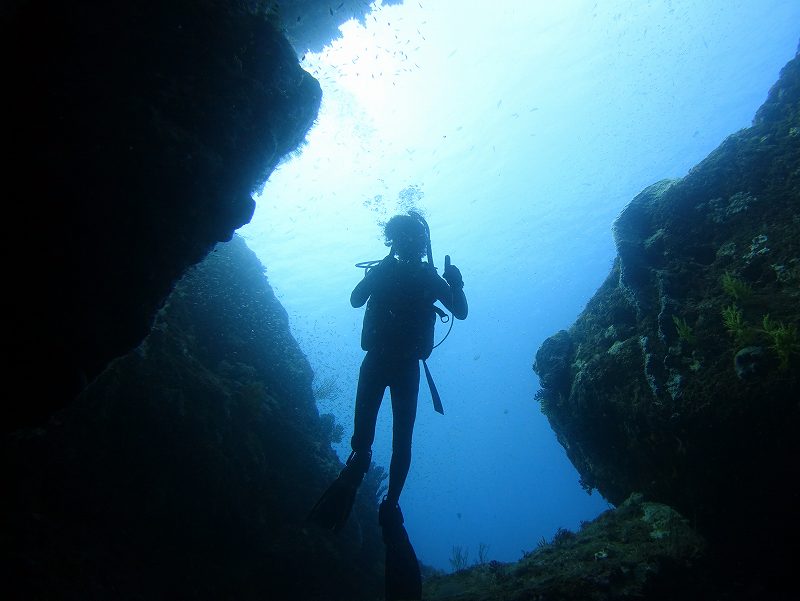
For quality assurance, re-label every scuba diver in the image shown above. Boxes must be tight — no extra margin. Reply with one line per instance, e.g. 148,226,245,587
308,211,468,600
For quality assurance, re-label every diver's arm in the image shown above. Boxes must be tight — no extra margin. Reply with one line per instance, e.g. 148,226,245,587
436,256,468,320
351,258,391,307
351,274,373,307
448,285,468,320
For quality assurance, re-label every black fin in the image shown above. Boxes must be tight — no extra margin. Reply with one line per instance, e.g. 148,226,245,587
307,469,361,533
380,500,422,601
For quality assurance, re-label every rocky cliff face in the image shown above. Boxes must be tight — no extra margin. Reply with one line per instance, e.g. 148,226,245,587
6,0,321,431
3,2,390,597
534,52,799,592
4,236,386,600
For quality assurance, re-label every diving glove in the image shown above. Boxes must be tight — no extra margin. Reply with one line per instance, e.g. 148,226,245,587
443,255,463,289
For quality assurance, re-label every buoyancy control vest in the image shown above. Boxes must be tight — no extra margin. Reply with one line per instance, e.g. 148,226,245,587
360,259,440,360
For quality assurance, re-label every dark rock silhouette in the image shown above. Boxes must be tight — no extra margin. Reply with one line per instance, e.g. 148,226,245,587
4,236,386,600
6,0,321,431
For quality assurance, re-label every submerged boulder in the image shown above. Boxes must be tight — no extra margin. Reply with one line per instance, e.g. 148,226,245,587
534,52,799,591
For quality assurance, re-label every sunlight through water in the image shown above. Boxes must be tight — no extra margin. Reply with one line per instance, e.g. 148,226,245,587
239,0,799,570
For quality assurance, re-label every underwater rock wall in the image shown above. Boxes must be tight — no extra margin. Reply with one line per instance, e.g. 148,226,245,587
4,236,386,600
5,0,321,431
276,0,405,54
534,52,799,584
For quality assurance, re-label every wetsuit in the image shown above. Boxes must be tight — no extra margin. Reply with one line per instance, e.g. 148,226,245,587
350,256,462,504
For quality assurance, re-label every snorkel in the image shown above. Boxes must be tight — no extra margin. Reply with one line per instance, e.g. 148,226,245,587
408,210,434,268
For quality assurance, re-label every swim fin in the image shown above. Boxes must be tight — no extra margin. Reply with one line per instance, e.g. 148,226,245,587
380,498,422,601
307,452,369,533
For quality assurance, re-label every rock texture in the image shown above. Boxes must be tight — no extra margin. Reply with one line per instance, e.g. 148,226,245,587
3,236,386,600
6,0,321,431
534,52,799,594
423,494,710,601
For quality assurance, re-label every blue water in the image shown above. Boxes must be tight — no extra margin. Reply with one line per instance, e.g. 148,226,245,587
239,0,800,571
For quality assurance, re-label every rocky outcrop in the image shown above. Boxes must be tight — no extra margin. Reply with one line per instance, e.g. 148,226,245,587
276,0,405,55
423,494,709,601
534,52,799,592
3,236,386,600
6,0,321,431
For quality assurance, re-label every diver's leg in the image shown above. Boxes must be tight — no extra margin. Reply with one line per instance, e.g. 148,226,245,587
381,358,422,598
350,352,387,470
386,358,420,505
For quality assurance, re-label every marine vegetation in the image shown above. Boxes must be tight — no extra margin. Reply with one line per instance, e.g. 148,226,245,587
721,272,753,302
313,375,341,400
721,304,753,345
477,543,491,565
762,315,799,370
672,315,696,344
450,545,470,572
551,526,577,546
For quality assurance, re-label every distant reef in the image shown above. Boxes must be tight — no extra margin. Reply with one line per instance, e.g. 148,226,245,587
531,51,799,597
3,235,387,600
424,493,710,601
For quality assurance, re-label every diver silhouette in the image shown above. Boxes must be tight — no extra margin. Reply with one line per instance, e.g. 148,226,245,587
308,211,468,599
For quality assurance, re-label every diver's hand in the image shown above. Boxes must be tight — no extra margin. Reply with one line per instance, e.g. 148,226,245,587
442,255,463,289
